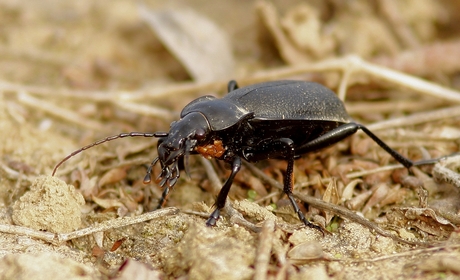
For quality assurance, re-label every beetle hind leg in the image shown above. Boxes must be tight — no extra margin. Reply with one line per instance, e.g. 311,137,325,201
284,157,325,235
280,138,324,234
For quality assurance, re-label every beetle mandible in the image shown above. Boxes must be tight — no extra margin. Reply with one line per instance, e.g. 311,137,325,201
53,80,436,231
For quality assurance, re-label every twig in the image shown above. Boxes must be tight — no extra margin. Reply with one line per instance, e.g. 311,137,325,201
254,219,275,280
247,56,460,103
0,79,225,102
433,154,460,188
0,162,35,182
0,207,179,245
348,244,460,263
365,105,460,132
111,100,175,121
346,164,403,179
254,191,281,204
4,56,460,106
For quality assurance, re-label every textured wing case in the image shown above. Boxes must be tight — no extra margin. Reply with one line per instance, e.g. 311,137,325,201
225,80,351,123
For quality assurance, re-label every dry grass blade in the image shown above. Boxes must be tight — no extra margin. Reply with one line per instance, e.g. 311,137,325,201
350,244,460,263
17,92,105,131
365,105,460,132
246,55,460,103
112,100,175,121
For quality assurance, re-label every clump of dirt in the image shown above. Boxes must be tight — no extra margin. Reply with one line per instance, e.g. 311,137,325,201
12,176,85,233
0,251,97,280
160,223,256,279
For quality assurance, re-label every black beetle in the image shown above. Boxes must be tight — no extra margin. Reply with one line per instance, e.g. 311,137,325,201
53,80,436,231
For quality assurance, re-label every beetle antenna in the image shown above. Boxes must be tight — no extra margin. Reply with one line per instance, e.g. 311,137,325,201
52,132,169,176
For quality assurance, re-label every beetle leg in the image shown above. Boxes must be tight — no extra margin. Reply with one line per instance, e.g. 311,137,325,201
277,138,325,234
295,123,360,154
156,186,170,209
357,124,414,168
295,122,418,169
143,157,160,184
153,162,180,209
168,162,180,187
206,157,242,226
227,80,239,92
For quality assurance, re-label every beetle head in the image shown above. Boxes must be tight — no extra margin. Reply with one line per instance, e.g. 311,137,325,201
153,112,210,187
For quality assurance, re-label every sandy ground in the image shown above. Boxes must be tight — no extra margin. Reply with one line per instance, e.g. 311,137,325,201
1,0,460,279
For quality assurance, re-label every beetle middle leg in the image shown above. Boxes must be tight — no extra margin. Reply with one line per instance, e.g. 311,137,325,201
275,138,325,233
245,138,324,232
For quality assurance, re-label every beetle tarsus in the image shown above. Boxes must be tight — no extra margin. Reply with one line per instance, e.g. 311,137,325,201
282,143,324,235
205,157,242,225
288,194,324,235
206,209,220,226
143,157,160,184
143,173,152,184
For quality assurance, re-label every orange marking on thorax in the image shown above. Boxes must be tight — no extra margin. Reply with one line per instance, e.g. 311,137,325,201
195,140,226,159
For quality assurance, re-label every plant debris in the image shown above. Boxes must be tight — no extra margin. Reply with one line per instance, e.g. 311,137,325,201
0,0,460,279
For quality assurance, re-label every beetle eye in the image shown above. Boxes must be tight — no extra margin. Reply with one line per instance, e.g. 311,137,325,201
194,128,206,140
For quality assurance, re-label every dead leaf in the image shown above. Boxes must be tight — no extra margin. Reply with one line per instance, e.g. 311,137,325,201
72,167,99,199
287,241,324,264
281,4,335,59
98,167,128,187
139,5,234,82
387,206,456,238
362,183,389,214
379,185,407,207
323,178,339,223
341,179,363,202
111,237,127,252
92,245,105,258
256,1,310,64
92,195,128,213
346,190,372,210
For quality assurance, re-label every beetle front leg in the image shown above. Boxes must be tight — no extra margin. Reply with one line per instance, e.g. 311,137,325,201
206,157,242,226
156,186,170,209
